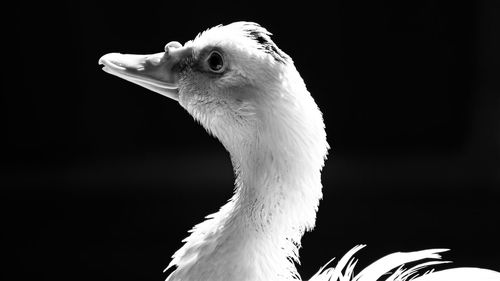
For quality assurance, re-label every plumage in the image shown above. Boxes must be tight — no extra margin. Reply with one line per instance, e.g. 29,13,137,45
99,22,500,281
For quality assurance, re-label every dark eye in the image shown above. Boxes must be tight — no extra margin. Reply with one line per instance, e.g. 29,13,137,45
207,51,224,73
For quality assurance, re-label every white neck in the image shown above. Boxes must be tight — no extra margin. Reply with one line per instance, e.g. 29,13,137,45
167,68,329,281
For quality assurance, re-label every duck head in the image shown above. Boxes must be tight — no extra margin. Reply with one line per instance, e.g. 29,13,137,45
99,22,327,159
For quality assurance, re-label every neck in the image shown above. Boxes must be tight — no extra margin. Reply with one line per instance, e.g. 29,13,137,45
167,75,328,281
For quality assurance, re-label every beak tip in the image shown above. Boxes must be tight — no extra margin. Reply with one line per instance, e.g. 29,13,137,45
98,53,121,65
98,53,109,65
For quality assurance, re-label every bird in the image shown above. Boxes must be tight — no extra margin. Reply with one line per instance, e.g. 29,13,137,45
99,22,500,281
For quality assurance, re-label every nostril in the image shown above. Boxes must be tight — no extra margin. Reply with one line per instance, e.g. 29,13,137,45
148,55,163,66
164,41,183,55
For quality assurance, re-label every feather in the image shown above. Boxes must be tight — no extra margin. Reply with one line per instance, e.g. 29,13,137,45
309,246,450,281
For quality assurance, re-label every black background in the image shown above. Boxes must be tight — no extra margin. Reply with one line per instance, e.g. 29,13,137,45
3,1,499,280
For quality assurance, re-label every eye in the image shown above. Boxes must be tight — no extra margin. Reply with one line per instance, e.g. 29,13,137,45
206,51,224,73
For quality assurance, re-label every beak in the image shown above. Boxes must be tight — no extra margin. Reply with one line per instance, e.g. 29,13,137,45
98,41,192,101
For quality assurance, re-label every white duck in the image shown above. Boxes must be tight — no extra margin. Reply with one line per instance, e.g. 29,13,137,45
99,22,500,281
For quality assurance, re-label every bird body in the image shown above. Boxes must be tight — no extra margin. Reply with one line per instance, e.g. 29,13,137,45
99,22,500,281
